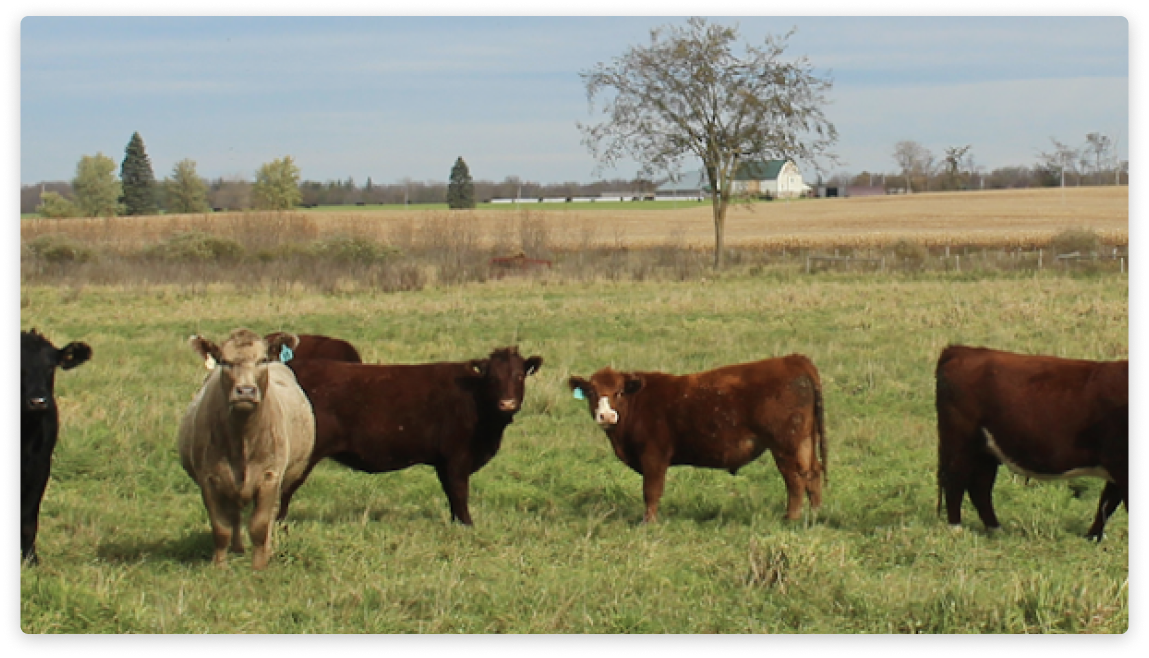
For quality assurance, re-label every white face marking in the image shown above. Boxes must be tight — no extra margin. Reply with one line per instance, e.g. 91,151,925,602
984,431,1113,482
595,396,619,426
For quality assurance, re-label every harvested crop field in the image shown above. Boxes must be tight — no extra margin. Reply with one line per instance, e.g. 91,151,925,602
22,186,1128,252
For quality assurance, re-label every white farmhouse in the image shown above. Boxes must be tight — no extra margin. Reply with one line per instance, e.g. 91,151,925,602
730,159,808,199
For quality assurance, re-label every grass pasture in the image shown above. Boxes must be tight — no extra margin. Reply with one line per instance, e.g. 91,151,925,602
18,268,1128,633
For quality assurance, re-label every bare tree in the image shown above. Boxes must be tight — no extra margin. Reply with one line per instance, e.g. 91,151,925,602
1037,138,1080,189
893,140,929,193
579,17,837,268
1084,132,1114,184
943,145,972,190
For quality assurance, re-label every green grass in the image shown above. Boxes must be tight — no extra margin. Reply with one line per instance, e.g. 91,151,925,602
20,269,1128,633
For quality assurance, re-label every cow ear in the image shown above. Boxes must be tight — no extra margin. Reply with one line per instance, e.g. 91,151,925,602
58,342,92,370
568,376,591,400
189,335,221,367
264,332,300,360
468,359,489,377
623,375,644,396
525,356,543,376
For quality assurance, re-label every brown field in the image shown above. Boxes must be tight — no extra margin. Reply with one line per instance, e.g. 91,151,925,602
21,186,1127,251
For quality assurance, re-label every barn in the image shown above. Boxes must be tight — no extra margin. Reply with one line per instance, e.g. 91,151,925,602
731,159,808,199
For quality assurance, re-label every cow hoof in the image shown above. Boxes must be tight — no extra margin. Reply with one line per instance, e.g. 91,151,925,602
985,526,1002,536
1085,532,1104,543
948,524,963,533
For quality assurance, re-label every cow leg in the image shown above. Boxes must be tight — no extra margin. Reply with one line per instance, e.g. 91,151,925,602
805,467,824,514
801,436,824,514
21,463,52,565
1085,482,1125,542
937,412,978,529
277,459,320,522
967,458,1001,533
249,475,281,571
779,468,808,521
435,463,473,526
202,482,242,564
20,506,40,565
640,458,669,523
20,440,54,564
202,489,238,566
768,449,809,521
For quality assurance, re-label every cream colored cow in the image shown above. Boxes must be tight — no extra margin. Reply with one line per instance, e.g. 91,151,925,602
178,329,315,570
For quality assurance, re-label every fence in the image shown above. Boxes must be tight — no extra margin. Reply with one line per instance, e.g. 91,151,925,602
802,245,1128,275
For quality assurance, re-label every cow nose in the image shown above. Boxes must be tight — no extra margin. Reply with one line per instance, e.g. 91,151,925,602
234,385,258,399
596,409,619,426
498,399,519,412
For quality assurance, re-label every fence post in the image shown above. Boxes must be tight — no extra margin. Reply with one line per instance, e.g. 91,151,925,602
956,255,961,273
806,256,811,274
1038,249,1042,270
1121,257,1125,274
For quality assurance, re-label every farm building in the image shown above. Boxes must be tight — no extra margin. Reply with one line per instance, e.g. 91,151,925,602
731,159,809,198
654,170,708,201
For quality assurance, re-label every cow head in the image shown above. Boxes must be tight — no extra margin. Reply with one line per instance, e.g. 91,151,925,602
21,330,92,413
467,347,543,416
568,368,643,430
190,329,287,413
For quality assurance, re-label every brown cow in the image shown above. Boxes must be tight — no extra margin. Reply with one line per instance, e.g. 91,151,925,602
568,355,827,523
283,334,363,363
935,345,1128,540
178,329,316,569
267,345,543,525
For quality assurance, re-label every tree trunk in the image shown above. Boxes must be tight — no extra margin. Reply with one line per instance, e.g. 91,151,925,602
713,214,725,269
711,195,727,269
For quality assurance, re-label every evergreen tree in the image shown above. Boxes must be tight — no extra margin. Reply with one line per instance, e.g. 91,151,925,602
120,132,159,215
73,153,122,217
166,159,211,214
447,157,476,209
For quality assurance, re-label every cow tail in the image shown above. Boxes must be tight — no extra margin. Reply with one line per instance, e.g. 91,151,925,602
814,370,827,484
934,348,953,519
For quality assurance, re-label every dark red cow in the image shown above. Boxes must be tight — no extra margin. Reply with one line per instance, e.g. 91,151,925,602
21,330,91,563
935,345,1128,540
286,334,363,363
568,355,827,523
264,341,543,525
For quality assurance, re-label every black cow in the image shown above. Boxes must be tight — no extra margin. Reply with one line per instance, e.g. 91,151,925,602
269,345,543,525
21,330,92,563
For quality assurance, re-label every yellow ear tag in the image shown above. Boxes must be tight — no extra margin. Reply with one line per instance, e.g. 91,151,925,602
204,355,217,370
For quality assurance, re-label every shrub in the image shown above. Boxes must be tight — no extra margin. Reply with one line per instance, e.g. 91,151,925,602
143,231,245,262
25,234,95,264
891,239,929,268
1049,228,1101,257
309,234,398,264
35,192,80,219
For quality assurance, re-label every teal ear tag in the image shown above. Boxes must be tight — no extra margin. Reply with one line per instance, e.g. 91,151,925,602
572,388,585,400
280,345,294,363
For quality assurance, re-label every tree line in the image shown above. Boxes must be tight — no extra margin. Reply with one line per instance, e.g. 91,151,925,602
21,134,668,216
21,131,1128,218
829,134,1127,193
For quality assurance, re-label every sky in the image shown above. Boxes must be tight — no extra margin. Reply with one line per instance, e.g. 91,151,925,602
14,12,1133,188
